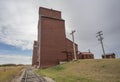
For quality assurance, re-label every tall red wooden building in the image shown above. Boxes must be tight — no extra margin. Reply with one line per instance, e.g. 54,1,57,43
32,7,95,68
32,7,78,68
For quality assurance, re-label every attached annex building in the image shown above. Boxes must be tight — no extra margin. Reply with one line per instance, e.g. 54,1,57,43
32,7,78,68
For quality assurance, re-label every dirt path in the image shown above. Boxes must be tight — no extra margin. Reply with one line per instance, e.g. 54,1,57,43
11,69,24,82
11,66,55,82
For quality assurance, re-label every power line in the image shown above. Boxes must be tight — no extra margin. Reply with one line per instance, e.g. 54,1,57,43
96,31,106,58
70,30,77,60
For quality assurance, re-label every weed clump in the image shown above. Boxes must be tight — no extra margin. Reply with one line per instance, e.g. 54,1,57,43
52,65,64,71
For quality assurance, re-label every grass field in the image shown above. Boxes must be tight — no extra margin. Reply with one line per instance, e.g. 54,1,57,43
37,59,120,82
0,66,24,82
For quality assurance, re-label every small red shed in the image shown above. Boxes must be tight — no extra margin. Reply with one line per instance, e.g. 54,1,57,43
102,53,115,59
78,52,94,59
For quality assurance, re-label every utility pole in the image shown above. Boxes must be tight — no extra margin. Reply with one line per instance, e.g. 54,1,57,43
96,31,106,58
70,30,77,60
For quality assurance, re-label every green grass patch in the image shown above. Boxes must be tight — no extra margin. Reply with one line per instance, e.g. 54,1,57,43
36,59,120,82
51,65,64,71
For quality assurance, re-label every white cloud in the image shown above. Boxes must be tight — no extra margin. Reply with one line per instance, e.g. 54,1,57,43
0,54,31,64
0,0,120,58
0,0,37,50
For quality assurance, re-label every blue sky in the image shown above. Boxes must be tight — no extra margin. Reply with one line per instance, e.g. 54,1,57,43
0,0,120,64
0,42,32,64
0,42,31,55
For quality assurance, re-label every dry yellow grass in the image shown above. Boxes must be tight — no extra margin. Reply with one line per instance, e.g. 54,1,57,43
37,59,120,82
0,66,24,82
